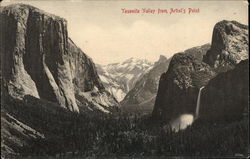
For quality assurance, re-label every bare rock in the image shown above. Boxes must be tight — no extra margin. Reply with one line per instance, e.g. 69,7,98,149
204,20,248,68
152,44,214,121
0,4,119,113
152,20,248,123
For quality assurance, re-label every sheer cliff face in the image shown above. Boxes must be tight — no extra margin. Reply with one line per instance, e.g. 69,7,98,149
152,20,248,122
68,39,104,93
152,44,213,121
0,4,118,113
204,20,248,68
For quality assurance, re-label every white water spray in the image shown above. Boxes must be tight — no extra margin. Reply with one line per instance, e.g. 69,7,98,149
195,86,205,119
170,86,205,132
170,114,194,132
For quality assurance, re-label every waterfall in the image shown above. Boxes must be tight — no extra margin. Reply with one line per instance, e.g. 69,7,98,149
170,86,205,132
195,86,205,118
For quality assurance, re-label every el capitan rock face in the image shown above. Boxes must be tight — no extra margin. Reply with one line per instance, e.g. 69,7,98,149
0,4,118,113
152,20,248,123
68,39,104,93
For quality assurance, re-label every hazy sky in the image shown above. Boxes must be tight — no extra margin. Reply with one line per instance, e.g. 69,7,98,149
1,0,248,64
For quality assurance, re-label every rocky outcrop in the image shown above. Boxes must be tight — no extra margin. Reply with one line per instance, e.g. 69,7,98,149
200,59,249,122
0,4,118,113
152,44,213,121
121,55,171,113
152,20,248,123
1,110,44,159
96,58,153,101
204,20,248,69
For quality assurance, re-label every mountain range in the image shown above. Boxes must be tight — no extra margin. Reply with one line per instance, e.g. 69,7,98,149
121,55,171,113
96,58,153,101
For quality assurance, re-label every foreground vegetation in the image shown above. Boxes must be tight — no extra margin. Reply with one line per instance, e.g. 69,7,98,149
2,95,248,158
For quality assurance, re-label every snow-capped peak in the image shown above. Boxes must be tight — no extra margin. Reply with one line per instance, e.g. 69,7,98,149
96,58,154,101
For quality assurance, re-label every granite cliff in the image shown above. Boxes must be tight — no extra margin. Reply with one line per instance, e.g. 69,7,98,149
152,20,248,123
204,20,248,68
0,4,118,113
152,44,213,121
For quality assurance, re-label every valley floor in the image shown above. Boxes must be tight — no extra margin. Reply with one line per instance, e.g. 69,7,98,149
1,95,248,159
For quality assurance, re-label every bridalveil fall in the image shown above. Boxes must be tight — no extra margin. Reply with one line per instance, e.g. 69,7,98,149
170,86,205,131
195,86,205,118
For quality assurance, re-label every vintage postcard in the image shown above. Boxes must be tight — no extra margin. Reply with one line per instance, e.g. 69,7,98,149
0,0,249,158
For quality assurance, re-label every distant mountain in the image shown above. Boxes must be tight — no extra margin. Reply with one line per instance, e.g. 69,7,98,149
121,55,171,113
152,20,248,124
0,4,119,114
96,58,153,101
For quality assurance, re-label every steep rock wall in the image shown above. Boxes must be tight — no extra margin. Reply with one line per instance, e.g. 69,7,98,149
152,44,213,121
0,4,118,113
152,20,248,123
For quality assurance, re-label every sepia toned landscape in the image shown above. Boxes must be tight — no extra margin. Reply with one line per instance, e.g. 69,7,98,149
0,1,249,158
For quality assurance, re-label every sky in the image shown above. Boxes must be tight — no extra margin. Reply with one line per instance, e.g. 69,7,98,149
1,0,248,64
